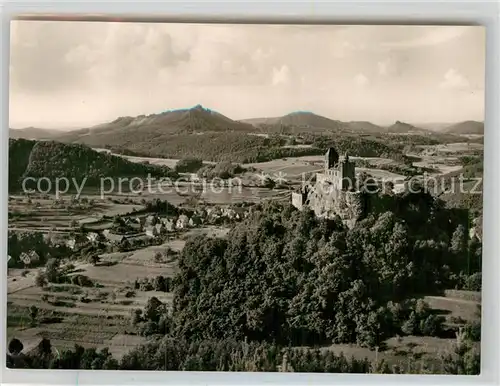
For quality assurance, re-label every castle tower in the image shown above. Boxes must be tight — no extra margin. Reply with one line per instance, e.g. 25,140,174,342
339,153,355,191
325,147,339,171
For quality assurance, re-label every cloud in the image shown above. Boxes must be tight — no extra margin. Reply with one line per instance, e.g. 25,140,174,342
439,68,470,90
8,23,484,128
381,26,469,49
354,73,369,87
272,65,291,86
378,59,390,76
10,21,103,93
376,53,411,78
10,21,192,93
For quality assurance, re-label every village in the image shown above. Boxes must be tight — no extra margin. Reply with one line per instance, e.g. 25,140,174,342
10,196,255,268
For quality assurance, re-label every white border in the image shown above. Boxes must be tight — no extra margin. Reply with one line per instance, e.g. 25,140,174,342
1,1,499,385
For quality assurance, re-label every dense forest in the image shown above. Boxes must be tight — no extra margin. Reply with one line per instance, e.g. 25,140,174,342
8,139,178,191
88,132,412,163
172,197,479,347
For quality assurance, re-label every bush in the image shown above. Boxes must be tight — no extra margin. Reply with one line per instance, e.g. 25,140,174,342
197,162,246,180
29,305,39,325
35,271,47,287
131,309,143,326
401,312,418,336
175,158,203,173
140,321,159,337
88,254,100,266
144,297,164,323
153,275,166,292
463,322,481,342
464,273,481,291
420,314,444,337
71,275,93,287
45,258,60,283
139,280,153,292
153,251,163,263
8,338,23,355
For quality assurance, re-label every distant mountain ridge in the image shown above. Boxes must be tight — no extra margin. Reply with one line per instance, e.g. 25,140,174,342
53,104,256,147
9,127,61,140
249,111,345,127
344,121,386,133
386,121,430,134
13,106,482,141
241,112,390,134
242,113,412,134
11,106,482,165
412,122,455,132
443,120,484,135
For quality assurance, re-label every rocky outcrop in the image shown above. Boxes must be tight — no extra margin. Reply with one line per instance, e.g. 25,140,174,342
307,182,365,228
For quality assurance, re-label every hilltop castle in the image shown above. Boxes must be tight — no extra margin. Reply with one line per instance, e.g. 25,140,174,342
291,146,472,232
292,147,364,227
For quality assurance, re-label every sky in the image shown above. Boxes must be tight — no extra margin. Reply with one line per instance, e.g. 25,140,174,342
9,21,485,129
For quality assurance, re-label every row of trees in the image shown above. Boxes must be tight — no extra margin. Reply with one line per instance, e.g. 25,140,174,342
7,334,479,374
35,259,93,288
8,231,70,269
133,276,174,292
197,161,248,180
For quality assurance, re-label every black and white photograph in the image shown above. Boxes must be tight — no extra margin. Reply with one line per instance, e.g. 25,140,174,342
7,21,484,374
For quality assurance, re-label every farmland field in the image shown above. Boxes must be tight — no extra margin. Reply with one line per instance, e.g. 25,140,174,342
7,184,233,362
7,245,178,359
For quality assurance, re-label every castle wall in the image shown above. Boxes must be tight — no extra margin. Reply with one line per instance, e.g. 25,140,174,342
316,173,328,185
291,192,305,210
306,182,365,228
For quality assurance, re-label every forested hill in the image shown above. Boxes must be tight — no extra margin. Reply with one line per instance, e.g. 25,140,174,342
173,197,477,347
8,139,178,191
444,121,484,135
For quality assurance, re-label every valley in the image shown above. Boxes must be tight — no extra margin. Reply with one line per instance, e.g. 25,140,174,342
8,119,483,369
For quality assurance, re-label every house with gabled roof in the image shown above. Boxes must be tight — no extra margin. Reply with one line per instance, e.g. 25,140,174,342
155,223,165,235
189,215,202,227
145,225,158,238
163,219,175,232
66,238,76,250
87,232,99,244
145,215,158,227
103,229,126,244
29,250,40,264
176,214,190,229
